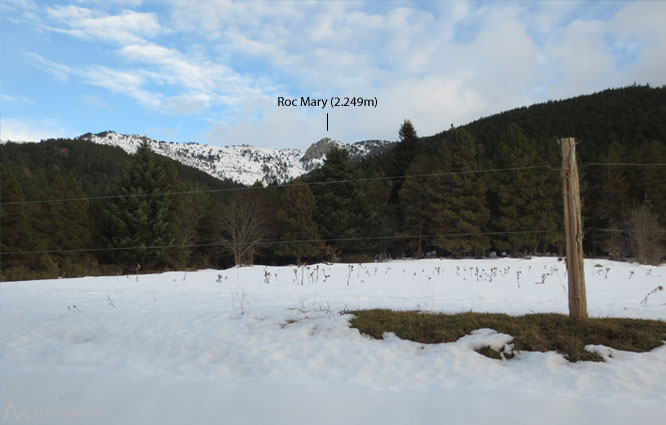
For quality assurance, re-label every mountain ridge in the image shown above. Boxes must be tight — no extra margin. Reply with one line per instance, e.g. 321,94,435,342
80,131,394,186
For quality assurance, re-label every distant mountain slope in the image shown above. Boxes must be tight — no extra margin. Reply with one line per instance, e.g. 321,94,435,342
357,85,666,177
425,85,666,160
0,138,236,200
81,132,395,185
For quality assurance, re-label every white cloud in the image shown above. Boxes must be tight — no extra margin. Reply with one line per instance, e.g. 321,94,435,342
81,94,107,108
24,51,163,107
0,117,66,142
80,65,161,107
546,19,620,98
163,93,211,116
0,93,34,104
119,43,246,94
0,0,38,12
1,94,17,102
79,0,143,7
379,76,485,137
186,2,551,144
24,52,71,83
204,95,325,147
13,1,666,148
609,1,666,86
203,76,486,147
45,5,160,44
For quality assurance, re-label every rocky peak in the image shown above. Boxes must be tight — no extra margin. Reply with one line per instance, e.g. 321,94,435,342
301,137,343,162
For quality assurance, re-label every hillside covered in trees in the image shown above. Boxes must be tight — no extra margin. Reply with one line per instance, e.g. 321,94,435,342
1,85,665,280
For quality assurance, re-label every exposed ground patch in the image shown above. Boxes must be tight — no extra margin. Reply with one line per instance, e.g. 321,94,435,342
349,310,666,362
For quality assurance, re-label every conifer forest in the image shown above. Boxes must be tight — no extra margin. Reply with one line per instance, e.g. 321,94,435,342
2,86,665,281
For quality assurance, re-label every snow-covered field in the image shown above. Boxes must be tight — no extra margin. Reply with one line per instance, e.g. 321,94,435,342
1,258,665,424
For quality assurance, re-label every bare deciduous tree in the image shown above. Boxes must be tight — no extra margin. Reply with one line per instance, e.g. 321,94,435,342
214,193,268,266
627,204,665,265
604,219,628,261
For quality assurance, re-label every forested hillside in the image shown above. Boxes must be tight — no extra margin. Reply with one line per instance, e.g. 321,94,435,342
349,85,666,261
1,86,665,281
0,139,239,280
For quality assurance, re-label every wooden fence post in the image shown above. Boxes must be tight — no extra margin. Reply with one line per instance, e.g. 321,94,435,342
561,137,587,320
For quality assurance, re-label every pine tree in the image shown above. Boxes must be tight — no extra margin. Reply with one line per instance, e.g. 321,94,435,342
382,120,421,255
102,141,182,272
36,173,99,277
389,120,419,204
276,180,321,264
398,130,490,258
365,175,392,257
488,124,552,256
399,153,437,257
595,141,632,258
635,140,666,222
0,166,56,280
312,147,378,260
539,138,565,256
160,158,195,269
1,166,31,279
430,129,490,257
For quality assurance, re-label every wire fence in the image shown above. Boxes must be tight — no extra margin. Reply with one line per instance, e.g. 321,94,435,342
0,164,559,206
1,162,665,258
2,162,664,207
1,230,565,256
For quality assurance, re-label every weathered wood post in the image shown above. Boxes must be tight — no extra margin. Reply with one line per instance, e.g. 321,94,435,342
560,137,587,320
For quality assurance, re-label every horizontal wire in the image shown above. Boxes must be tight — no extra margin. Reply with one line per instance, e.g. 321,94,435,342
4,228,658,257
2,161,664,258
595,228,666,233
0,164,558,206
0,229,563,256
4,161,666,207
2,161,666,207
582,162,666,167
4,227,661,257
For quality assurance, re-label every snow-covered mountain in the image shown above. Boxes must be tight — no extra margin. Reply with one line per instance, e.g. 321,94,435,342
80,131,394,186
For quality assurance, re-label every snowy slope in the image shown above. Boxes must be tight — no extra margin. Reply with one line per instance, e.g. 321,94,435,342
1,258,665,424
80,131,394,186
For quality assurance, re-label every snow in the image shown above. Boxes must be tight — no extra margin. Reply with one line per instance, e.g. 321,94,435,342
79,132,391,186
1,258,665,424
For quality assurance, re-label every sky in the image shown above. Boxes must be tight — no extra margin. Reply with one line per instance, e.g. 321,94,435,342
1,0,665,149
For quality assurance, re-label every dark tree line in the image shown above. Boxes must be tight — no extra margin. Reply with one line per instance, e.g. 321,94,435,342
2,86,665,281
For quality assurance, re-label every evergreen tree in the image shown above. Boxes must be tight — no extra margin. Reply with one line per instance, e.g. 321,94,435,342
539,139,565,256
312,147,379,260
102,141,183,272
276,180,321,264
35,173,99,277
430,129,490,256
389,120,419,203
365,175,392,257
398,130,489,257
635,140,666,223
0,166,56,280
250,182,281,262
1,166,31,280
160,158,195,269
399,153,437,257
384,120,421,254
488,124,554,256
594,141,632,258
